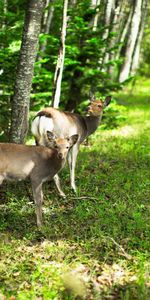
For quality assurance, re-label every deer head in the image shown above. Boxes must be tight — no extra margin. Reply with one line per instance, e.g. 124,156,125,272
88,95,111,116
46,131,78,159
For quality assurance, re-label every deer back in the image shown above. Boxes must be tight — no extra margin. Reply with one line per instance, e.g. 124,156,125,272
32,107,87,145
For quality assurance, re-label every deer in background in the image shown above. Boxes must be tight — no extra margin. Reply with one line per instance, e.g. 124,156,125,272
31,95,111,197
0,131,78,227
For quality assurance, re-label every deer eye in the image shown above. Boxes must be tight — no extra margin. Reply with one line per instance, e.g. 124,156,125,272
98,104,102,108
66,146,69,149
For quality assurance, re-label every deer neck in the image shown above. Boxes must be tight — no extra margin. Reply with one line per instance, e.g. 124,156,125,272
84,114,102,136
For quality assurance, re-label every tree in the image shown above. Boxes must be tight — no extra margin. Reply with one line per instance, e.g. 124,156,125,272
131,0,148,75
10,0,45,143
0,0,148,142
119,0,143,83
102,0,114,65
52,0,68,108
37,0,54,63
91,0,101,31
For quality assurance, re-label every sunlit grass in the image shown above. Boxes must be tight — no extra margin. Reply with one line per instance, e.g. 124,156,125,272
0,79,150,299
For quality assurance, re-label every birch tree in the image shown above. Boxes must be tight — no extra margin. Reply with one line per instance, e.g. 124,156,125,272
119,0,143,83
52,0,68,108
116,6,133,61
91,0,101,31
102,0,114,65
107,0,124,76
131,0,148,75
10,0,45,143
38,0,54,58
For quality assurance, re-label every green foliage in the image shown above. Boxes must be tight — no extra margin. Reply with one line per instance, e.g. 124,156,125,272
0,0,128,140
0,1,25,140
101,99,127,129
31,0,123,112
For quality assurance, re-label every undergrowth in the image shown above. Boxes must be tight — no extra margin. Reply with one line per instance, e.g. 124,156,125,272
0,79,150,299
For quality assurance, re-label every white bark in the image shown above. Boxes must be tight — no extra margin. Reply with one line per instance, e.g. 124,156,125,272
102,0,115,64
52,0,68,108
70,0,77,4
37,0,54,64
131,0,147,75
116,7,133,60
41,0,54,53
103,0,115,40
91,0,101,31
2,0,7,29
119,0,143,83
108,1,124,75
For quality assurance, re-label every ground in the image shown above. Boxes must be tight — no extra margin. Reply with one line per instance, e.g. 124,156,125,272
0,79,150,299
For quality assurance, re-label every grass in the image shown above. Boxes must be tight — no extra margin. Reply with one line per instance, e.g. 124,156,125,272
0,78,150,299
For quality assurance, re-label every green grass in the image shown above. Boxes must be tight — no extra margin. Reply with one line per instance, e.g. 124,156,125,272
0,79,150,299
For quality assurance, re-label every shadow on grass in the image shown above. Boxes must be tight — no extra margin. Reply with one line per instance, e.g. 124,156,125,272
0,129,150,254
1,94,150,298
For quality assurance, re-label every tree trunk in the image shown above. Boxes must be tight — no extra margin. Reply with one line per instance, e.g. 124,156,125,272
91,0,101,31
2,0,7,29
119,0,143,83
131,0,148,75
107,0,124,76
102,0,115,65
52,0,68,108
10,0,45,143
116,7,133,61
38,0,54,58
70,0,77,5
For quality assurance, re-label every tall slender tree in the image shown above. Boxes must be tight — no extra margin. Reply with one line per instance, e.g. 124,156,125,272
10,0,45,143
38,0,54,59
52,0,68,108
91,0,101,31
119,0,143,82
131,0,148,75
102,0,114,65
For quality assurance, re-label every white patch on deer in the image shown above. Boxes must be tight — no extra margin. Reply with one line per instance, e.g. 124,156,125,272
39,116,54,136
31,117,40,139
22,161,35,176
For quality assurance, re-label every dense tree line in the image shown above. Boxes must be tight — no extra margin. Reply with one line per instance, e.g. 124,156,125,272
0,0,148,142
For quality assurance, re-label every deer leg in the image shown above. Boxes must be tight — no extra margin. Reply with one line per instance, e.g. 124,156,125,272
69,144,79,193
31,180,43,227
53,174,66,198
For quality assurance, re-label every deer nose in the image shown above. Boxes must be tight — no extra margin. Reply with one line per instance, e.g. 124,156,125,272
58,152,63,159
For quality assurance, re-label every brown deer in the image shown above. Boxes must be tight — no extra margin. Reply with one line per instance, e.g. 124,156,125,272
0,131,78,227
31,95,111,196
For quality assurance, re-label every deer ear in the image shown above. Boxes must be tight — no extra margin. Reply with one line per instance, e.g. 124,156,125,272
46,131,55,141
68,134,78,147
103,96,111,107
89,92,96,102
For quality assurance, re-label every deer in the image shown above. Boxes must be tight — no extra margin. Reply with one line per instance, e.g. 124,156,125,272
31,95,111,197
0,131,78,227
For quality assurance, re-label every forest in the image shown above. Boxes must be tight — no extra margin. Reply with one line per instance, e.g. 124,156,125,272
0,0,150,299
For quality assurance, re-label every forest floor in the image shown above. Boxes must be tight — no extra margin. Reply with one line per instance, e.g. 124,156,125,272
0,79,150,299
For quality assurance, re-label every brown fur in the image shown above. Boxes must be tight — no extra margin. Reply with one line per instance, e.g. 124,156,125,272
0,132,78,227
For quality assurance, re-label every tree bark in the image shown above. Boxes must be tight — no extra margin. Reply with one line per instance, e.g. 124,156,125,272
119,0,143,83
107,0,124,76
52,0,68,108
1,0,7,30
131,0,148,75
38,0,54,58
116,7,133,61
10,0,45,144
91,0,101,31
102,0,115,65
